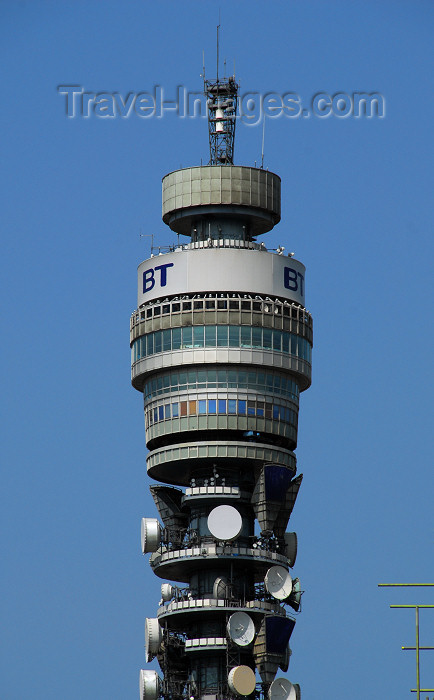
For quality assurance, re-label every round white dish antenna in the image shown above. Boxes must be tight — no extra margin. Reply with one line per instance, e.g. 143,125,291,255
161,583,174,602
145,618,163,662
268,678,299,700
140,670,160,700
228,666,256,696
227,612,255,647
207,505,242,541
213,576,230,600
264,566,292,600
141,518,161,554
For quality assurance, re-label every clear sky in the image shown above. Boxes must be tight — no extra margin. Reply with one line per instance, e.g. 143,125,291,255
1,2,433,699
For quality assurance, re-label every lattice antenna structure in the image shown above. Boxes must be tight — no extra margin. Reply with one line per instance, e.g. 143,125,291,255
204,29,239,166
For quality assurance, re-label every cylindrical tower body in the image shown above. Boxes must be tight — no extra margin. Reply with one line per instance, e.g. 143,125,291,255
132,165,312,700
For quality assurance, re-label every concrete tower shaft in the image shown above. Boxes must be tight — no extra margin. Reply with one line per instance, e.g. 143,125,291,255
133,163,311,700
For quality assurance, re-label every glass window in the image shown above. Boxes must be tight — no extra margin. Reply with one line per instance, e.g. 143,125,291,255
164,404,171,419
157,376,163,391
228,370,237,386
182,326,192,348
154,331,162,354
273,330,281,352
162,304,170,314
217,299,227,310
147,334,154,356
265,403,272,419
205,300,215,309
238,400,246,415
172,402,179,417
252,327,262,348
217,326,229,347
162,329,171,351
282,332,290,353
172,327,181,350
273,405,279,420
229,325,240,346
218,399,226,413
263,328,272,350
207,369,216,385
291,335,297,355
172,302,180,312
257,401,264,417
180,402,187,417
189,400,197,415
248,401,256,416
153,306,160,316
197,370,207,385
198,400,207,414
193,326,204,347
228,399,236,414
238,370,247,387
217,369,226,384
188,370,196,384
182,302,191,311
208,399,216,414
163,375,170,388
241,326,252,348
178,371,187,388
158,406,164,421
153,408,158,422
205,325,216,346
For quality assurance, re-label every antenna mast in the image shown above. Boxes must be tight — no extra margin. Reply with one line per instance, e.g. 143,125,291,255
204,25,239,165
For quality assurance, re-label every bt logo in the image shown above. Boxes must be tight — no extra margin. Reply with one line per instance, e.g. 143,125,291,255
284,267,304,296
143,263,174,293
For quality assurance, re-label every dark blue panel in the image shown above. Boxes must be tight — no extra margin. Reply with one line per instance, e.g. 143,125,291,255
264,465,293,502
265,616,295,654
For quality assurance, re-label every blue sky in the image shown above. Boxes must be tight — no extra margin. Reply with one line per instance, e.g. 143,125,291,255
1,1,433,699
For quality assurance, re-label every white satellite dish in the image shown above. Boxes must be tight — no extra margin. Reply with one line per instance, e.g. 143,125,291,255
213,576,230,600
207,505,242,541
141,518,161,554
140,670,160,700
268,678,300,700
228,665,256,696
264,566,292,600
227,612,256,647
145,618,163,662
161,583,174,602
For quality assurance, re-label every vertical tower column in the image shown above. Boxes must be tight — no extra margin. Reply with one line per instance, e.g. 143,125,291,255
132,165,312,700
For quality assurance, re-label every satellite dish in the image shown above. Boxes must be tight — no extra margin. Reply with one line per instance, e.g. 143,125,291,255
213,576,230,600
141,518,161,554
283,532,297,567
268,678,300,700
228,666,256,696
264,566,292,600
227,612,256,647
161,583,174,602
145,618,163,662
207,505,242,541
140,670,160,700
